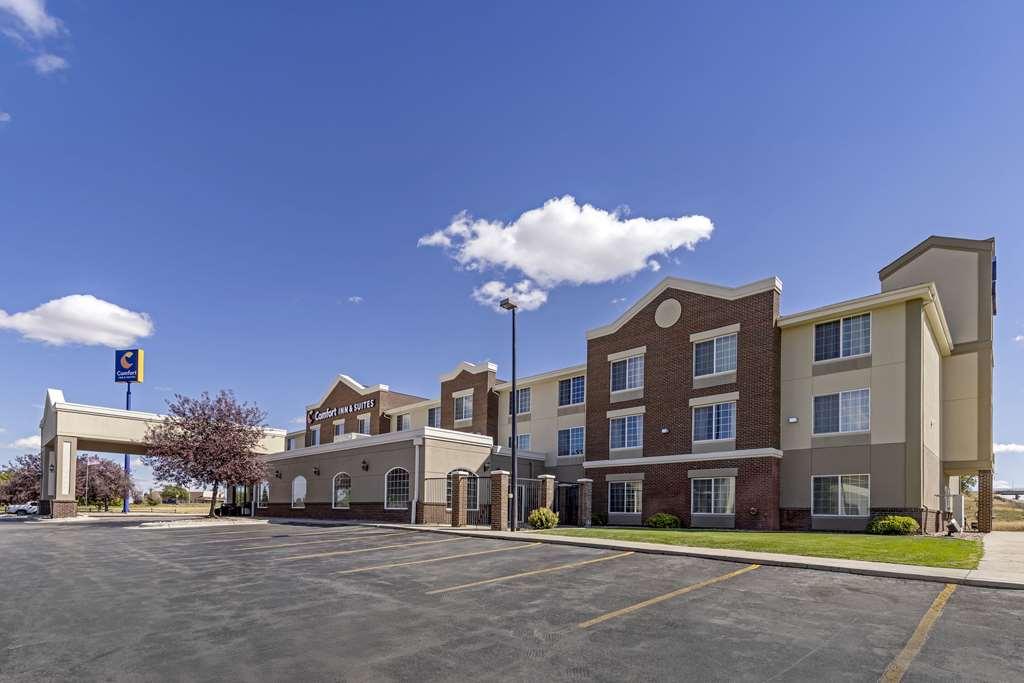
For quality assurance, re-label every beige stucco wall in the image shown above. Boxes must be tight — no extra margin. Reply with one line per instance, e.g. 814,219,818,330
390,404,438,433
881,247,979,345
421,437,492,478
942,352,979,463
922,310,942,459
497,373,587,468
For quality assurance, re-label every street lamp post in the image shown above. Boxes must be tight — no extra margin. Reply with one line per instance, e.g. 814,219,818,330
499,297,518,531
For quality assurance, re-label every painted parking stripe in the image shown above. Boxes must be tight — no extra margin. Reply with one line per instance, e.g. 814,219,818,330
186,527,380,545
236,531,415,551
275,536,466,561
880,583,957,682
336,542,542,576
577,563,760,629
426,550,634,595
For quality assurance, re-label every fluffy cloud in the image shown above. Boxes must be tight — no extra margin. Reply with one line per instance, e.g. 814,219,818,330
347,296,364,304
471,280,548,312
4,434,41,450
0,112,10,123
31,52,66,74
420,195,713,310
0,294,154,347
994,443,1024,454
0,0,60,37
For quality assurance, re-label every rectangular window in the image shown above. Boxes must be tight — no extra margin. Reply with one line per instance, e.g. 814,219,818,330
509,387,531,415
357,416,371,435
396,414,411,432
557,426,585,456
454,395,473,421
812,474,870,516
610,414,643,449
610,355,644,392
691,477,735,514
813,388,870,434
692,402,736,442
815,313,871,361
286,437,295,451
507,433,530,450
334,422,345,439
310,426,320,447
694,333,738,377
558,375,586,406
427,407,441,428
608,481,642,514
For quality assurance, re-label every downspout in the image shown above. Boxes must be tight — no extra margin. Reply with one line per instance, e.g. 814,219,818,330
411,436,422,525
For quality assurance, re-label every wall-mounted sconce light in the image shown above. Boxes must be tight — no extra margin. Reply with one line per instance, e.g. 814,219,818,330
660,427,669,434
313,466,321,476
274,470,282,479
48,463,56,473
787,417,799,424
361,459,369,472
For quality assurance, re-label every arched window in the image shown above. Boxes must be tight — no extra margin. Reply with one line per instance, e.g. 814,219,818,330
291,475,307,509
257,481,270,509
384,468,410,510
333,472,352,510
446,470,479,511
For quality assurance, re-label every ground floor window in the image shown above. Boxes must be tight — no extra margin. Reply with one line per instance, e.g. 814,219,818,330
257,481,269,508
812,474,870,516
333,472,351,509
507,433,530,450
291,475,307,509
691,477,735,514
446,470,479,510
385,467,410,510
608,480,642,514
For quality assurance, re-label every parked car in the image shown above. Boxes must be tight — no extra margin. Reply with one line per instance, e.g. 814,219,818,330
6,501,39,516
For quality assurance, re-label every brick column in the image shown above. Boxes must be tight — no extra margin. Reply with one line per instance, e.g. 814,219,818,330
490,470,510,531
451,471,468,527
577,478,592,528
538,474,555,511
978,470,993,533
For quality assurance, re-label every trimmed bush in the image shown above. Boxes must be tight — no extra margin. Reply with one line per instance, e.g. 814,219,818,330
527,507,559,530
591,512,608,526
644,512,682,529
867,515,920,535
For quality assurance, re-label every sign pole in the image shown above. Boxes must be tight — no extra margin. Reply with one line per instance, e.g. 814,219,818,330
123,380,131,513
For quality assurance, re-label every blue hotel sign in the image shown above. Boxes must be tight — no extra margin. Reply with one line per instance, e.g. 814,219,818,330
115,349,145,383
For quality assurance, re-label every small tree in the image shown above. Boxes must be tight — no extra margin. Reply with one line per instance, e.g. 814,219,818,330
960,475,978,494
75,456,135,511
0,453,42,504
143,391,269,517
161,484,189,503
145,490,163,507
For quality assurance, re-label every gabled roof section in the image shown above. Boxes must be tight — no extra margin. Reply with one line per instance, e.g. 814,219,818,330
586,276,782,340
878,235,995,281
306,374,389,410
439,361,497,383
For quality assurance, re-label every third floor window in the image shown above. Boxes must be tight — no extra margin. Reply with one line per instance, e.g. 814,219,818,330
815,313,871,362
694,333,737,377
558,375,586,406
611,355,644,392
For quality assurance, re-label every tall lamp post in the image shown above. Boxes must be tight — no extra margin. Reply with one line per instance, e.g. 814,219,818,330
499,297,518,531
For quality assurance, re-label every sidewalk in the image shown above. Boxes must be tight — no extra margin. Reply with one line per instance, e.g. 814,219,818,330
281,520,1023,590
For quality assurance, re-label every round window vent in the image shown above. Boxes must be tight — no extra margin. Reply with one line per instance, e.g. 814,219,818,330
654,298,682,328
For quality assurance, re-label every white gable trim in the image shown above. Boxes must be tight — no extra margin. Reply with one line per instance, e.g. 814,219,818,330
306,374,389,411
439,360,497,383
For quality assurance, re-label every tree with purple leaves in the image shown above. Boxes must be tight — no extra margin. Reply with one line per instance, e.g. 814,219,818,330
75,455,135,511
0,453,41,505
143,391,269,517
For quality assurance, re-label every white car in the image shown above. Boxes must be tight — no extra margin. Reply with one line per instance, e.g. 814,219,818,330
6,501,39,516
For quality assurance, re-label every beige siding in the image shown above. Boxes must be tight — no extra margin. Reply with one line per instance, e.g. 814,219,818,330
497,372,587,467
881,247,979,344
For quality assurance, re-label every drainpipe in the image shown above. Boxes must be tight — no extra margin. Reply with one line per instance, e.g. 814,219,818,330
411,436,422,525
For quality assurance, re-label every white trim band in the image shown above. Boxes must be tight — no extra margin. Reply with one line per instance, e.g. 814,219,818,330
690,323,741,343
689,391,739,408
607,346,647,362
582,448,783,469
606,405,646,419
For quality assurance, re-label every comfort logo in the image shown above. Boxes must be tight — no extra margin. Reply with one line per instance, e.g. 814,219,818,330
114,349,144,383
119,352,135,370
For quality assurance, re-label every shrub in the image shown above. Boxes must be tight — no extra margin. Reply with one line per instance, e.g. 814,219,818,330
527,507,559,530
591,512,608,526
644,512,681,529
867,515,920,535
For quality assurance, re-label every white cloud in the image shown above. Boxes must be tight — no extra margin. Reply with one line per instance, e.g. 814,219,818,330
1014,335,1024,343
289,416,306,425
419,195,713,310
0,0,60,38
610,297,627,304
31,52,66,74
471,280,548,312
4,434,41,450
994,443,1024,454
995,480,1011,489
347,296,364,304
0,294,154,347
0,112,10,123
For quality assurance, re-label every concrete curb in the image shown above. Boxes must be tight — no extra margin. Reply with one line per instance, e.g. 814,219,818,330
283,520,1022,590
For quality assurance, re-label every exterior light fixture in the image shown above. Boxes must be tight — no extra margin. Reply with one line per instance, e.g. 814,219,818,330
361,459,369,472
274,470,281,479
787,417,799,424
48,463,56,472
313,466,321,476
661,427,669,434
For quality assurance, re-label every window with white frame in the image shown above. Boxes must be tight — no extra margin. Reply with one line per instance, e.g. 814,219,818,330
815,313,871,362
286,437,295,450
691,477,735,514
812,474,870,516
396,414,411,432
332,472,351,509
427,406,441,428
509,387,531,415
608,480,642,514
693,402,736,442
357,416,371,435
694,333,738,377
384,468,410,509
445,470,479,510
558,426,585,456
610,414,643,449
334,422,345,439
813,388,870,434
610,355,644,392
507,433,530,450
310,426,320,447
558,375,586,406
454,395,473,421
257,481,270,508
291,475,307,509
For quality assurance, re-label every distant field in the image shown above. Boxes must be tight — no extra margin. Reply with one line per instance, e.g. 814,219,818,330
76,503,214,514
965,492,1024,531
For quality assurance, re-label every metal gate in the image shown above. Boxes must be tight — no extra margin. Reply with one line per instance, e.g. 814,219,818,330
554,483,579,526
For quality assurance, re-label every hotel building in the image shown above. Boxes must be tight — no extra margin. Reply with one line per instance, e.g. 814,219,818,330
243,236,997,532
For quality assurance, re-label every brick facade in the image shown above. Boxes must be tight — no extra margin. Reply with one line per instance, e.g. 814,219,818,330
259,502,411,523
440,368,499,439
978,470,993,533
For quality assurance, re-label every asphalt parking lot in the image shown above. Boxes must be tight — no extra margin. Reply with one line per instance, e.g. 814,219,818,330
1,519,1022,682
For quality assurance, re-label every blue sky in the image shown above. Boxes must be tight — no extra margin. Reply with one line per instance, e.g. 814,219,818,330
1,2,1022,491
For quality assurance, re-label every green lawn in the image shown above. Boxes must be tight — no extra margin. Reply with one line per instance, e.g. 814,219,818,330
538,528,983,569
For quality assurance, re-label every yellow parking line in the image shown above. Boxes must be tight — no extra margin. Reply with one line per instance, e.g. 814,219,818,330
237,531,414,551
188,527,377,545
880,583,957,682
577,563,760,629
275,536,465,561
427,551,634,595
337,542,542,576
